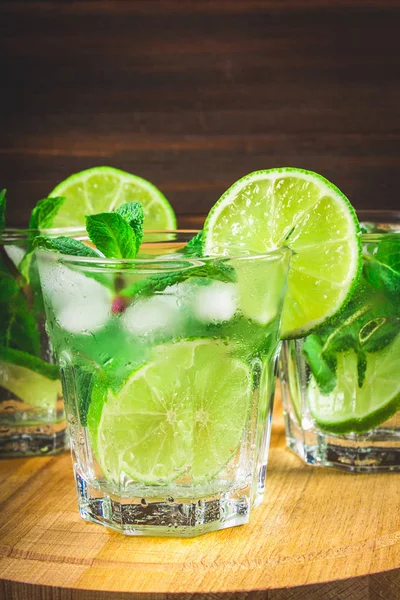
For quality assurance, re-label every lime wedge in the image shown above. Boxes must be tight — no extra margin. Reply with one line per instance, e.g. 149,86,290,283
87,339,252,485
308,334,400,434
0,361,62,409
48,166,176,229
203,168,361,338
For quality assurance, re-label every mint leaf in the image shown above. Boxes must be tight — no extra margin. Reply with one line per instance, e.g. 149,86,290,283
74,366,96,426
29,196,65,230
304,269,399,393
18,196,66,286
0,257,41,357
0,345,59,379
0,189,6,230
116,202,144,253
303,335,337,394
34,235,100,258
34,236,112,290
86,213,137,259
120,259,236,299
364,236,400,299
183,231,203,257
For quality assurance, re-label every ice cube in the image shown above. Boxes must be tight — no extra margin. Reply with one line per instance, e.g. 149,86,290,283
122,295,180,336
57,300,110,334
193,282,237,323
39,263,112,333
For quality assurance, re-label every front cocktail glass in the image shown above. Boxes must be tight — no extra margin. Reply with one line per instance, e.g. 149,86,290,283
280,212,400,471
37,231,291,536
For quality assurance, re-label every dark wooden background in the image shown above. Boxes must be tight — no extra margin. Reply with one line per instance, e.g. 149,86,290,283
1,1,399,226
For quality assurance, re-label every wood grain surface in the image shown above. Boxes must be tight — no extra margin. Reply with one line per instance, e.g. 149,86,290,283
0,399,399,600
1,1,400,226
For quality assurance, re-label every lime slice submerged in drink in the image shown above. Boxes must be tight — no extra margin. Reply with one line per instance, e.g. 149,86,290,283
308,334,400,434
87,339,252,485
203,168,362,338
49,166,176,229
0,362,62,410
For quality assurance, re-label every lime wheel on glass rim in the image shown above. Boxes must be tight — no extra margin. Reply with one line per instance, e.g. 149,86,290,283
202,167,362,338
49,166,176,230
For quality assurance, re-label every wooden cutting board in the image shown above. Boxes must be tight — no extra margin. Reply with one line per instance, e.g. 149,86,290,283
0,398,399,600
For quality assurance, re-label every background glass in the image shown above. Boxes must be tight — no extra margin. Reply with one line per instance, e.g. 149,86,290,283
280,211,400,472
0,229,67,456
37,231,291,536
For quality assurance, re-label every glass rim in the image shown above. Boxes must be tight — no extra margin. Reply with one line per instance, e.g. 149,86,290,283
0,226,87,244
35,229,293,269
356,209,400,220
358,209,400,238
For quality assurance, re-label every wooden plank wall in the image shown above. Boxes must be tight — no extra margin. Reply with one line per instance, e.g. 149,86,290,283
1,1,399,225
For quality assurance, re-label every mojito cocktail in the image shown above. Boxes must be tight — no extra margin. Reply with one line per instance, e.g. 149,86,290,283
0,228,64,456
0,168,176,457
37,232,290,536
36,166,365,534
281,212,400,471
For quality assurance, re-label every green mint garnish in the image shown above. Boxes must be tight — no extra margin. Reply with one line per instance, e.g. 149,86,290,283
0,192,68,377
19,196,66,284
29,196,65,230
0,345,59,380
86,212,137,259
0,256,41,356
119,230,209,297
74,365,97,426
304,237,400,393
34,235,112,290
34,235,100,258
119,259,236,299
363,235,400,298
115,201,144,253
182,230,203,257
0,189,6,231
36,212,231,304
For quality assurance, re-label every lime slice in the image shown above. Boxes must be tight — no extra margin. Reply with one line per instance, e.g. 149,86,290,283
203,168,361,338
0,361,62,409
48,166,176,229
308,334,400,434
87,339,252,485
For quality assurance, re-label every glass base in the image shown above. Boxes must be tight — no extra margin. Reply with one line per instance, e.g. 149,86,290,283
285,413,400,472
75,470,251,537
0,426,67,458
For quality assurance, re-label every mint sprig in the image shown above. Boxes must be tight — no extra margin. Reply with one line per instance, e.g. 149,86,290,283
115,202,144,253
36,212,230,305
34,235,100,258
86,212,137,259
29,196,65,231
182,230,203,257
0,255,41,357
19,196,66,284
119,259,236,299
0,345,59,380
363,235,400,298
0,192,67,374
304,239,400,393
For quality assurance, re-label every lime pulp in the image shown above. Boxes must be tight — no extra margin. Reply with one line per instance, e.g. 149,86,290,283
202,168,362,338
49,166,176,230
87,339,253,485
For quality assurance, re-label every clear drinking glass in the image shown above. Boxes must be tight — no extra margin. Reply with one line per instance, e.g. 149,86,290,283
0,229,66,456
37,231,291,536
280,211,400,472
